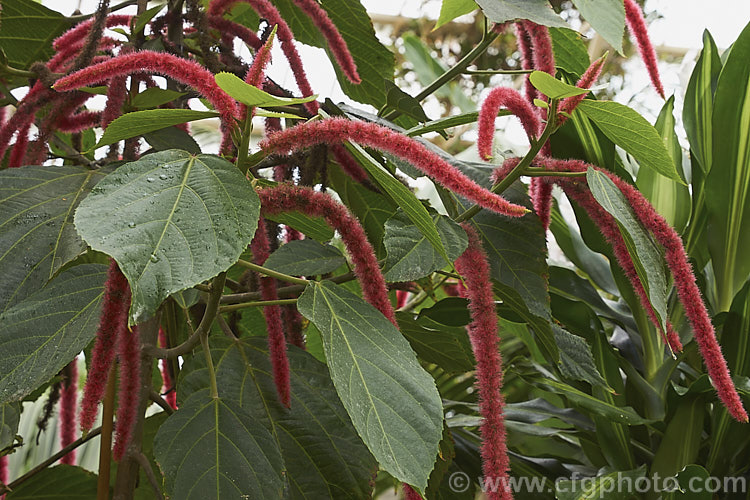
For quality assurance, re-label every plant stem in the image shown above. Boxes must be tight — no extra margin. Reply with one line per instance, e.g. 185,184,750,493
524,168,586,177
68,0,138,21
0,427,103,494
454,101,559,223
220,270,357,304
382,26,500,122
219,298,298,313
236,259,309,286
132,452,164,500
149,390,175,415
200,328,219,399
147,274,226,359
97,363,117,500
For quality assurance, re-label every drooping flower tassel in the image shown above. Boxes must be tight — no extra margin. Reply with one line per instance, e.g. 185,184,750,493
251,218,291,407
558,56,606,122
59,360,78,465
477,86,541,161
624,0,665,98
113,325,141,461
455,225,512,500
258,184,397,325
52,50,239,152
290,0,360,84
260,118,528,217
80,261,130,433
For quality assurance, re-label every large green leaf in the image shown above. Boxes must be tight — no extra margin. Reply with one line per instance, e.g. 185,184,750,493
383,209,467,282
153,394,285,500
555,466,647,500
554,325,609,389
5,465,98,499
650,393,706,479
587,168,669,334
683,30,722,173
178,337,377,499
529,71,589,100
577,100,684,183
474,0,567,28
0,165,107,313
436,0,478,29
0,401,20,449
705,20,750,310
549,27,590,76
0,0,71,70
636,96,691,233
297,281,443,493
396,312,476,373
539,379,650,425
570,0,625,53
74,150,260,323
0,264,106,404
264,239,346,276
94,109,219,150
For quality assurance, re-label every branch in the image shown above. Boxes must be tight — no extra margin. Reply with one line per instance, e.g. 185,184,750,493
220,270,357,304
132,452,165,500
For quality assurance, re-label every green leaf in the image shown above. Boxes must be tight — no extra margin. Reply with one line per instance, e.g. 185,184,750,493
549,28,591,76
587,168,669,334
215,72,317,107
539,379,651,425
74,150,260,323
1,401,20,449
143,126,201,154
418,297,471,327
328,165,396,258
529,71,589,99
130,87,186,109
577,100,684,183
264,212,334,242
0,165,108,313
436,0,477,29
683,30,722,173
663,465,712,500
650,394,706,479
397,312,475,373
474,0,567,28
177,337,377,499
636,96,691,233
0,264,106,404
5,465,99,499
297,281,443,493
383,209,467,282
132,3,165,36
554,325,610,389
384,81,430,123
705,20,750,309
345,142,453,270
94,109,219,149
405,111,482,137
153,394,285,499
264,239,346,276
570,0,625,54
555,466,647,500
0,0,71,71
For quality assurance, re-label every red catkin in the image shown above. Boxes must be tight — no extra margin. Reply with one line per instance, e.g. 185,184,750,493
8,122,30,168
514,22,537,103
101,74,128,129
0,455,7,500
260,118,528,217
113,325,141,461
209,0,319,113
289,0,360,84
56,110,103,133
52,14,131,52
624,0,665,98
158,329,178,410
80,261,130,433
558,56,606,121
455,225,511,500
59,360,78,465
52,50,239,147
526,156,747,421
477,86,541,161
283,306,306,349
251,218,292,407
330,143,369,183
258,184,397,325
